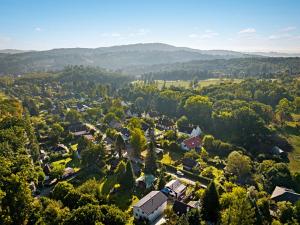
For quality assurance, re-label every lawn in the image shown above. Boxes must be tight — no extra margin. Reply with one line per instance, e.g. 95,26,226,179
99,174,141,211
153,78,243,89
287,135,300,173
160,150,184,165
51,156,81,172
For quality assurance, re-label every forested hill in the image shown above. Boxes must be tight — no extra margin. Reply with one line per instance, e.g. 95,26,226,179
138,57,300,80
0,43,254,75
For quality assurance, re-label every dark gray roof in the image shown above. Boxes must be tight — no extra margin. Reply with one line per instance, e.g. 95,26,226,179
134,191,167,215
173,200,191,215
271,186,300,204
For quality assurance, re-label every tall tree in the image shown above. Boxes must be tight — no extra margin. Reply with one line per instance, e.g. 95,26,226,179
187,208,201,225
130,128,146,158
115,133,125,159
121,161,135,190
184,95,213,126
221,187,256,225
201,181,220,223
226,151,252,181
144,142,157,175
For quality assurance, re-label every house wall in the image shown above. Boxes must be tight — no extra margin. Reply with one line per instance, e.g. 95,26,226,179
148,201,167,222
181,142,189,151
133,201,167,223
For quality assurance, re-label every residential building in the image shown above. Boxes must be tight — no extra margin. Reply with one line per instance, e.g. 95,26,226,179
133,191,168,223
271,186,300,204
181,136,202,151
165,179,187,199
182,158,198,171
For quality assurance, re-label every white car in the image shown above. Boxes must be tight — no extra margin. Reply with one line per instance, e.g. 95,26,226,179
176,170,184,176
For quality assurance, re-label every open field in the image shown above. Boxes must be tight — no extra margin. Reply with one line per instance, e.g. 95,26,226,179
288,135,300,173
154,78,243,89
286,113,300,173
132,78,243,89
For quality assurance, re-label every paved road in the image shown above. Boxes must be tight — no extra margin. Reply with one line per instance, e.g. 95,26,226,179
166,172,196,186
166,172,207,188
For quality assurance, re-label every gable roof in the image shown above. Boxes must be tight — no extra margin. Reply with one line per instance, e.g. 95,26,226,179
136,174,157,189
182,158,198,168
134,191,167,215
271,186,300,204
173,200,193,215
178,126,194,134
165,179,186,194
157,117,174,127
73,130,89,136
182,136,202,149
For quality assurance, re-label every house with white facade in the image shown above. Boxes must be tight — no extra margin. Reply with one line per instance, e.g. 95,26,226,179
165,179,187,199
133,191,168,223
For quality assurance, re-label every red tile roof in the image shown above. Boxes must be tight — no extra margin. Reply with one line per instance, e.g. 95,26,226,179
183,136,202,149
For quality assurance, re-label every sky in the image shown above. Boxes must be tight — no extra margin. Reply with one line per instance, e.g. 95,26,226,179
1,0,300,52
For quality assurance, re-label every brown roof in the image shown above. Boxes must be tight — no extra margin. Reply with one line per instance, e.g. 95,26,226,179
134,191,167,215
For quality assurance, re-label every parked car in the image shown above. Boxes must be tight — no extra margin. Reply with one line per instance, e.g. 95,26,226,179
176,170,184,176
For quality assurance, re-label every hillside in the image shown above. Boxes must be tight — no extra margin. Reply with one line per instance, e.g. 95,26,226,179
0,43,254,75
136,57,300,79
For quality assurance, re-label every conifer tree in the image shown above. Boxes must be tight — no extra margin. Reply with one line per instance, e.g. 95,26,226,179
144,142,157,175
201,181,220,223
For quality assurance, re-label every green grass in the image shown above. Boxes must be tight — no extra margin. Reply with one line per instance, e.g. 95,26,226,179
287,135,300,173
160,150,184,165
153,78,243,89
99,175,118,195
99,174,140,211
132,78,243,90
51,156,81,172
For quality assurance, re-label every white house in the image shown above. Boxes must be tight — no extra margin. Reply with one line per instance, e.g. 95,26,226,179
133,191,168,223
190,126,202,137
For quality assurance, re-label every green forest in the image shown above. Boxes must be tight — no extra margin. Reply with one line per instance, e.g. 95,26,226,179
0,65,299,224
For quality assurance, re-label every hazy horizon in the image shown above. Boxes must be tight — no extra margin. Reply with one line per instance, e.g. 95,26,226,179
1,42,300,55
1,0,300,53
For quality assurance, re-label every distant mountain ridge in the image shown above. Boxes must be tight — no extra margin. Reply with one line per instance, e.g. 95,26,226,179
0,49,33,54
0,43,258,75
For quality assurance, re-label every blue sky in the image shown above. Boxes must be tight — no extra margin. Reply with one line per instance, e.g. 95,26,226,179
1,0,300,52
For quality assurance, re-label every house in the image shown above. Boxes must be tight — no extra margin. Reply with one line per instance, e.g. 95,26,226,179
178,126,194,135
120,127,131,143
53,144,69,154
181,136,202,151
190,126,202,137
62,167,75,179
136,174,157,189
173,200,195,216
156,117,175,130
133,191,168,223
67,122,86,132
271,186,300,204
155,147,164,157
165,179,187,199
182,158,198,171
83,134,95,142
73,130,89,137
271,146,287,156
109,120,122,129
141,122,150,132
179,125,202,137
